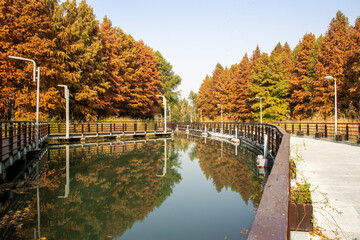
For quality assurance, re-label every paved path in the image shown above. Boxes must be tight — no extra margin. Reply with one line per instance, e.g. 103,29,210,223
290,136,360,240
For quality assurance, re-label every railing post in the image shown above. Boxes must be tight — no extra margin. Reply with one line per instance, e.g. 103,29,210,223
29,123,32,144
9,123,14,157
324,124,328,138
110,123,112,133
307,123,310,136
292,123,294,134
134,123,137,132
96,123,99,134
17,122,21,153
316,123,318,133
24,122,27,149
345,124,349,141
0,123,3,162
101,123,103,132
251,124,254,141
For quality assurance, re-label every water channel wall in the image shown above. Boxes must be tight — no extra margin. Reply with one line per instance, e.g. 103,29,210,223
174,122,290,240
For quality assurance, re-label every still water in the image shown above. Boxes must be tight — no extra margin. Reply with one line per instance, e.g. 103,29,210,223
0,135,264,240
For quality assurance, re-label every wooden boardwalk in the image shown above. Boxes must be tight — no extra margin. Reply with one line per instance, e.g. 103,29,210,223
1,122,48,177
1,121,173,179
47,122,173,139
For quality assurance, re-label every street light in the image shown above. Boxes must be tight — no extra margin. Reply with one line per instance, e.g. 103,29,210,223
255,96,262,124
217,104,223,133
9,56,40,149
58,85,69,139
198,108,202,123
324,75,337,136
156,95,167,133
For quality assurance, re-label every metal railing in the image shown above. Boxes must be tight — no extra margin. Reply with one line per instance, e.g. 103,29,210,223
0,121,48,166
274,122,360,143
176,122,284,157
175,122,290,239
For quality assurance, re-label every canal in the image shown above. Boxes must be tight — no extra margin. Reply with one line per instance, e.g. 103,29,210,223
0,135,265,239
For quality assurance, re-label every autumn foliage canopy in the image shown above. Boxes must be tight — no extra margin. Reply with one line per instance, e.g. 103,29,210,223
197,11,360,122
0,0,181,121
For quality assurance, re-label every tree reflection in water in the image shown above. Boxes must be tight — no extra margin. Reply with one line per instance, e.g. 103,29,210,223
1,139,181,240
1,136,264,239
175,135,264,206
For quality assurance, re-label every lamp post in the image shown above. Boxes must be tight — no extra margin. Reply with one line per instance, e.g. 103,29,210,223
324,75,337,136
255,96,262,124
198,108,202,123
9,56,40,149
217,104,223,133
58,85,69,139
156,95,167,133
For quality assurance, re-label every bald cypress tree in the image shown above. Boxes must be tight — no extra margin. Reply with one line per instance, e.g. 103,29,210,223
0,0,58,120
99,17,131,116
53,0,108,121
312,11,351,117
250,43,291,122
196,75,213,119
344,17,360,115
289,33,316,119
230,54,252,121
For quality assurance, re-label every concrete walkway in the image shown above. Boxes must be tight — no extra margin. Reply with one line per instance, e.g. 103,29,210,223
290,136,360,240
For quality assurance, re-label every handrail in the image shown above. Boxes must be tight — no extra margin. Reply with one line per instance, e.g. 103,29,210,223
174,122,290,239
274,122,360,143
47,121,167,136
1,121,48,170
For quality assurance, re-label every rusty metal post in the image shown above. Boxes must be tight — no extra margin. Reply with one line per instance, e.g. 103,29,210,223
325,124,328,138
17,122,21,153
307,123,309,136
24,122,28,148
0,123,3,162
9,123,14,157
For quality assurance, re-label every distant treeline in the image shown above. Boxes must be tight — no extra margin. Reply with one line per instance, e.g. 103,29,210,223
196,11,360,122
0,0,181,121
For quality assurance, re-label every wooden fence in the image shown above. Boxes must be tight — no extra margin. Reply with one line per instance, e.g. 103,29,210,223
48,121,168,138
274,122,360,143
0,121,48,171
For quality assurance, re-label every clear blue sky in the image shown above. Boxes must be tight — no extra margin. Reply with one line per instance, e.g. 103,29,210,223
84,0,359,99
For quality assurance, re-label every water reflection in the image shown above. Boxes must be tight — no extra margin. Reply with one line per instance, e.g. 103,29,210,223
58,145,70,198
175,135,264,206
1,136,265,240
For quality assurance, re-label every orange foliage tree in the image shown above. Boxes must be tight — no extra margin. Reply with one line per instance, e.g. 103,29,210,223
312,11,352,117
